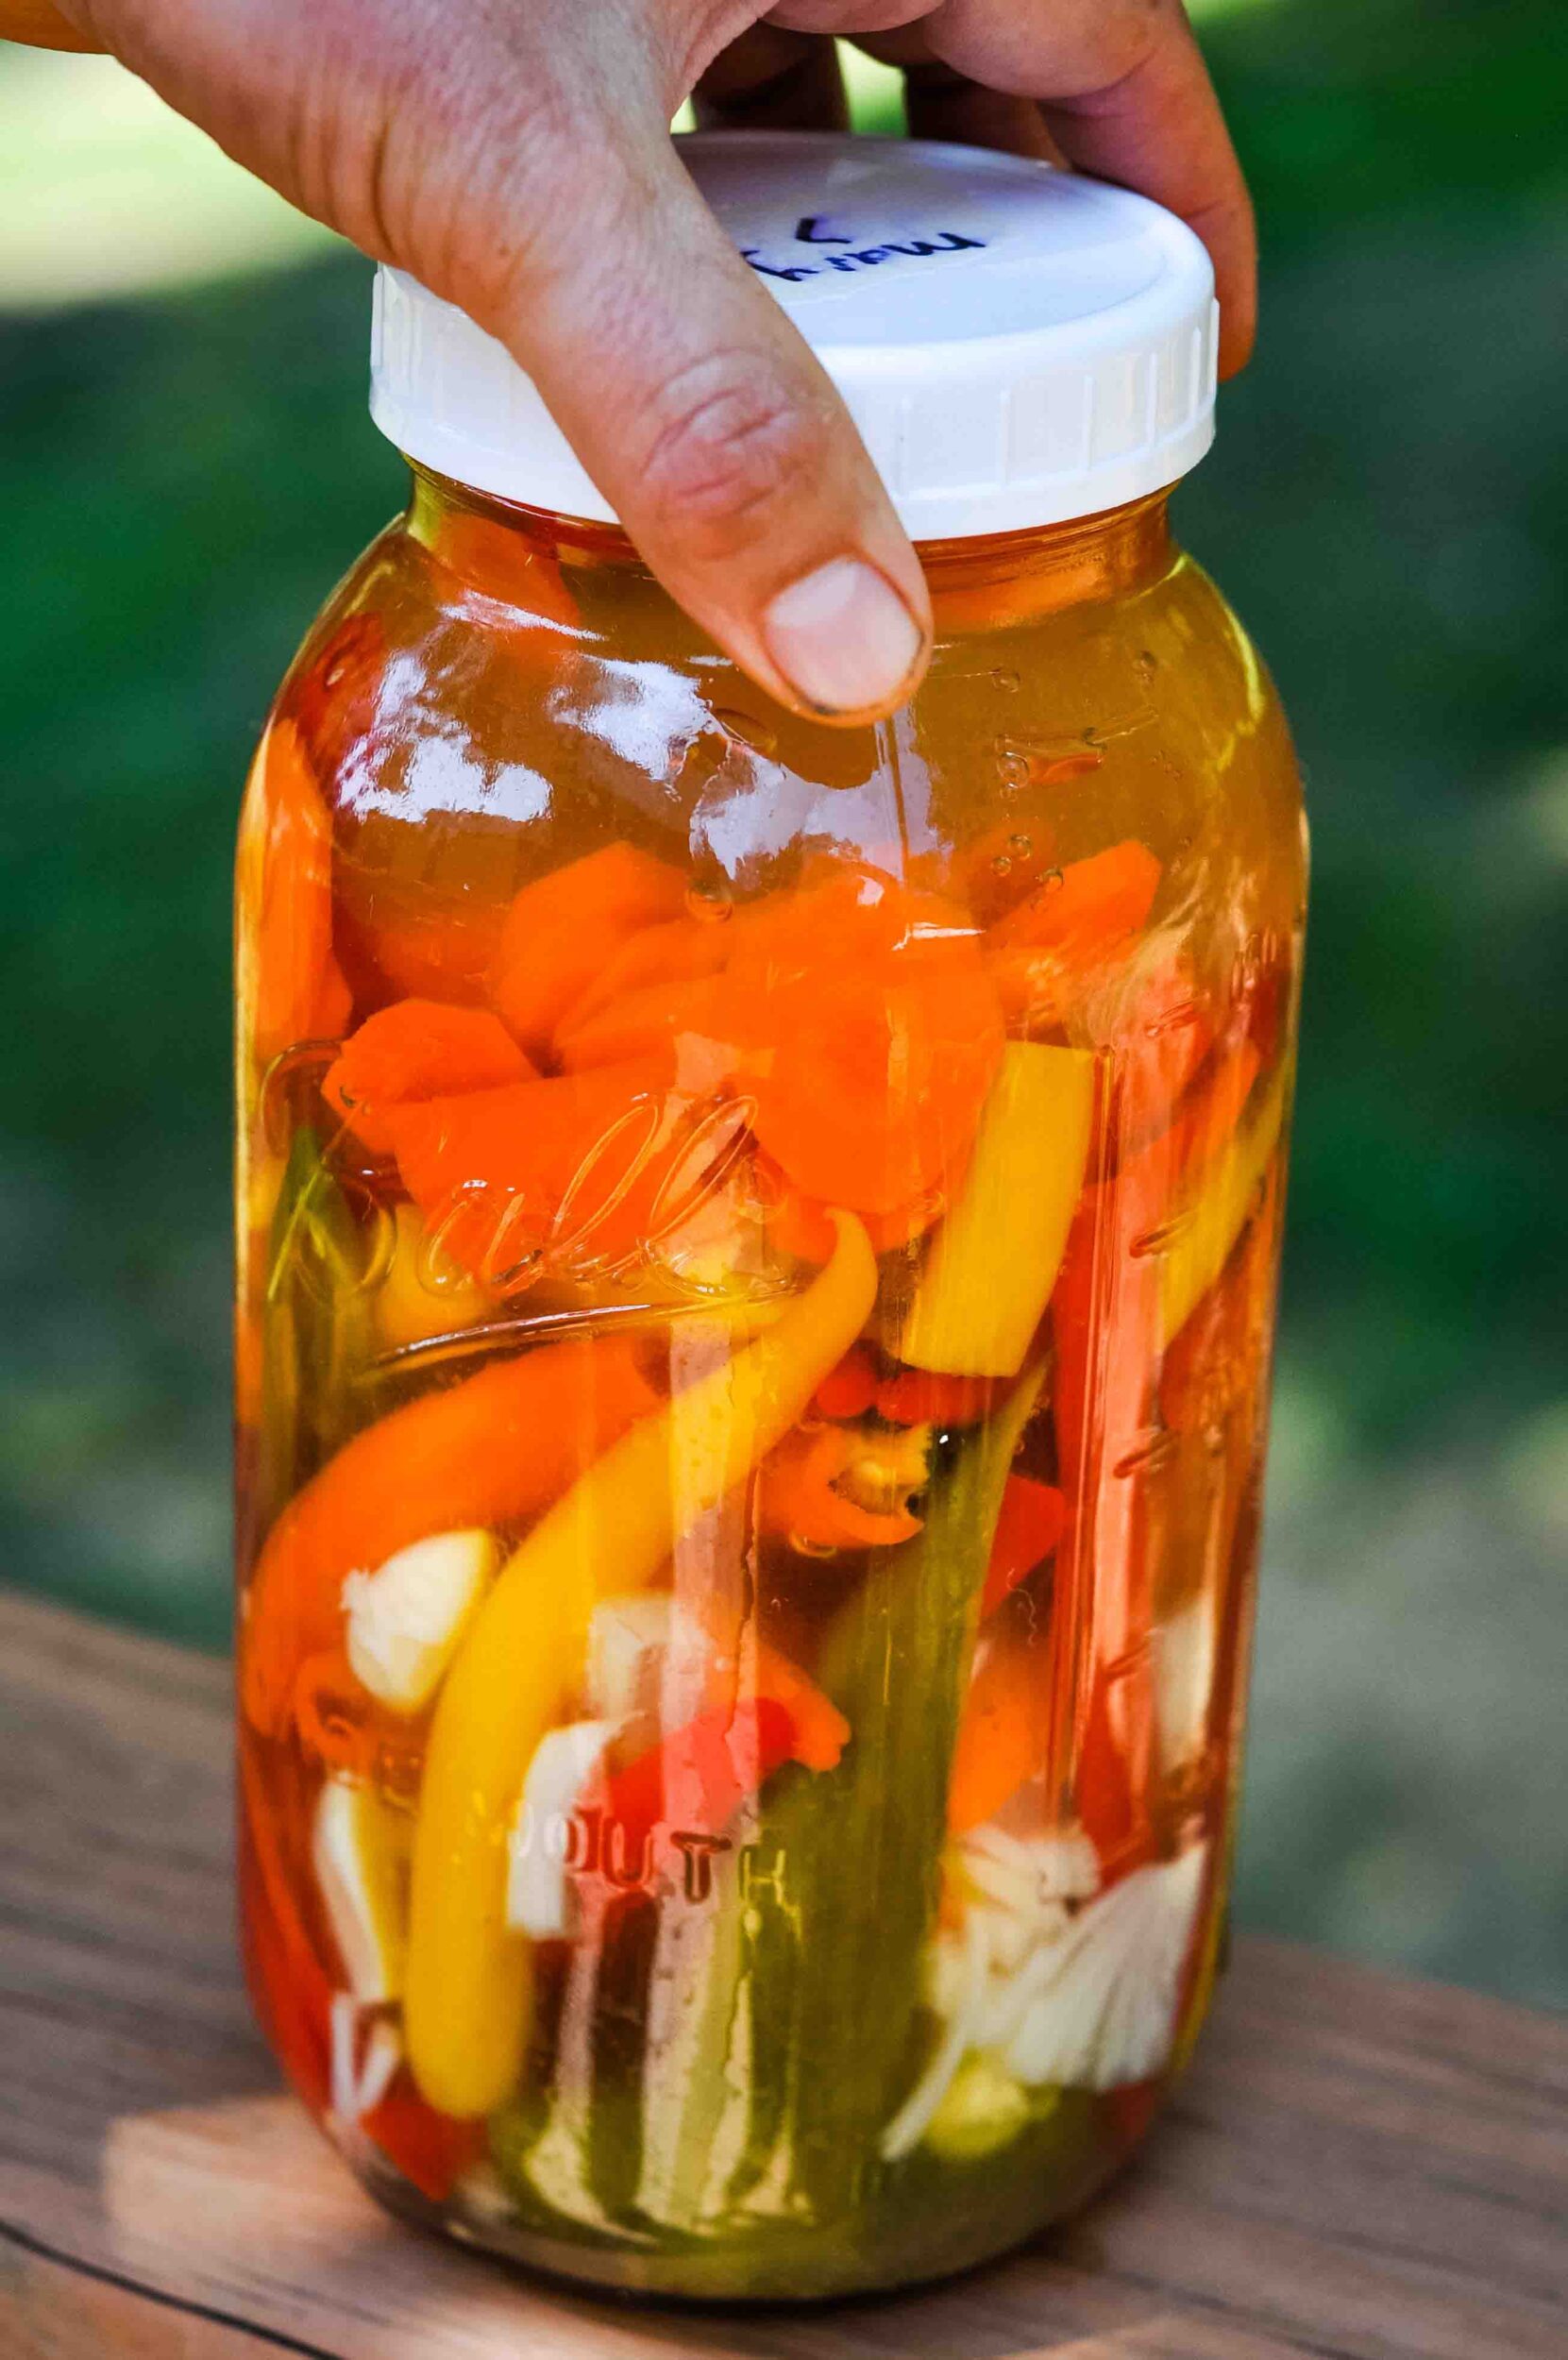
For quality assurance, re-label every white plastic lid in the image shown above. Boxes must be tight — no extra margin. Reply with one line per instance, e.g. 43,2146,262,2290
370,131,1218,542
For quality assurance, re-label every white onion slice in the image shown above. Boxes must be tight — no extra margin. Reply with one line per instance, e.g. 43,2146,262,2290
1001,1846,1207,2090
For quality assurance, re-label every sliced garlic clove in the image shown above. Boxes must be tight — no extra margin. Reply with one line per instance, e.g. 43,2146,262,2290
355,2016,402,2117
327,2000,403,2131
313,1775,412,2005
342,1528,497,1714
585,1593,674,1726
1156,1592,1219,1768
506,1720,620,1940
329,1990,361,2126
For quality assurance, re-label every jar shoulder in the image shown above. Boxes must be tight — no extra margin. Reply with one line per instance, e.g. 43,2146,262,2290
248,524,1305,947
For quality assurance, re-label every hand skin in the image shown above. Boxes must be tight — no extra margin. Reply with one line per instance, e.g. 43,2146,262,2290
5,1,1253,721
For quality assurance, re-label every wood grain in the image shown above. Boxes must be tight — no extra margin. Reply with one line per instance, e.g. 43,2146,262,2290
2,1587,1564,2358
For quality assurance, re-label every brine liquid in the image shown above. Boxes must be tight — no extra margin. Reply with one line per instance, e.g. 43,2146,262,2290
235,481,1302,2299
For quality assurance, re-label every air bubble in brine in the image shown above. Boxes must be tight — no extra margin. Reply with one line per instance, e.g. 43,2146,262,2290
685,883,734,925
713,707,779,758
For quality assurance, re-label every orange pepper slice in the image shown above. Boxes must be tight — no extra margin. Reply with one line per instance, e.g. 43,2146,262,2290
725,864,1004,1218
759,1424,926,1552
237,717,353,1065
948,1635,1052,1834
552,915,732,1044
490,844,687,1058
553,975,732,1076
986,839,1161,1034
241,1335,659,1738
989,839,1161,962
384,1057,685,1279
323,999,535,1155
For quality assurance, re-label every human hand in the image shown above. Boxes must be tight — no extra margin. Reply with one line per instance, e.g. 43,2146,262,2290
8,1,1251,719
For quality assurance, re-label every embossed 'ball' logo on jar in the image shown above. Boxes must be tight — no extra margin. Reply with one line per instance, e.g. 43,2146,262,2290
419,1085,786,1307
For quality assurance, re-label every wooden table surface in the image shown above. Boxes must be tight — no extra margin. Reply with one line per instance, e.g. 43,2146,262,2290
3,1586,1565,2359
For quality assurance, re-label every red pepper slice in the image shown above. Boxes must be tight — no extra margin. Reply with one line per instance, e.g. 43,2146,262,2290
1075,1664,1157,1882
360,2070,484,2203
980,1475,1067,1617
237,1749,333,2117
811,1345,880,1422
599,1696,798,1880
875,1368,997,1429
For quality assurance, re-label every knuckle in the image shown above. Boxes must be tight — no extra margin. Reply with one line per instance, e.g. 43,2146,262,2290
319,20,591,310
971,0,1168,97
401,87,578,313
1087,0,1173,84
634,351,833,565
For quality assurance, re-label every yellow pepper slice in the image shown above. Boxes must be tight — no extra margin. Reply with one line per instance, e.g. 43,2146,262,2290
897,1043,1097,1379
1158,1070,1287,1348
404,1211,877,2119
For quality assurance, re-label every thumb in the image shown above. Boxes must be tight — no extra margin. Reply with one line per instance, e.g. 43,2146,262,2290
16,0,929,720
470,127,932,724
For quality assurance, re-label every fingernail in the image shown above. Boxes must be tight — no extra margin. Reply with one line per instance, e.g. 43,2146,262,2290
762,557,925,716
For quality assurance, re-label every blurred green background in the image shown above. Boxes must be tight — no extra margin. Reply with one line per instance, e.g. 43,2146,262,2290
2,2,1564,2007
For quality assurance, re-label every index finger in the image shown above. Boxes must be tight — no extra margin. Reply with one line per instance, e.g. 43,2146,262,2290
924,0,1256,375
1040,14,1256,373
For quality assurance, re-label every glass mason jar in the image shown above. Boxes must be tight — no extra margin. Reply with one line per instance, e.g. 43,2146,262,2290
235,137,1305,2301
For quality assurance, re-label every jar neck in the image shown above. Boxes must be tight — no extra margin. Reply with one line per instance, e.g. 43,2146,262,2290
407,466,1174,635
917,494,1174,633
